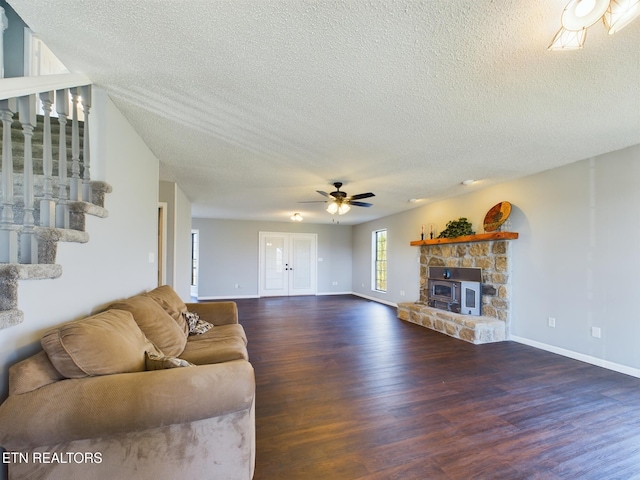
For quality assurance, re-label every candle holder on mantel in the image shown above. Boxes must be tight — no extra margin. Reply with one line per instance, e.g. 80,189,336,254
428,224,435,239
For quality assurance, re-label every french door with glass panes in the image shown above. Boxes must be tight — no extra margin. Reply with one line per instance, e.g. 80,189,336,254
258,232,317,296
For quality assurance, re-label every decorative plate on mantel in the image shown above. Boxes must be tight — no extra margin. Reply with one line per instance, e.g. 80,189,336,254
483,201,511,232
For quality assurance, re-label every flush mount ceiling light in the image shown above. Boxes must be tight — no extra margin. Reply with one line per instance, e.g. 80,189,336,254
549,0,640,50
290,213,303,222
462,179,475,186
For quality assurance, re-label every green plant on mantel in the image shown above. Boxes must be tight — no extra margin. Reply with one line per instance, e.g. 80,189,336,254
437,217,475,238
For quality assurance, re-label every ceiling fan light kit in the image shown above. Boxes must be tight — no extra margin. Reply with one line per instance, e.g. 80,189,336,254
314,182,375,216
548,0,640,50
562,0,610,30
604,0,640,33
548,27,587,49
327,202,351,215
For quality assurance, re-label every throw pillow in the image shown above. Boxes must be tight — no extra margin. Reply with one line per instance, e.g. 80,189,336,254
145,351,195,370
182,311,213,335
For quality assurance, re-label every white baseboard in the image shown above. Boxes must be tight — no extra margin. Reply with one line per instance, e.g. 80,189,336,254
351,292,397,308
316,291,397,309
199,292,399,309
511,335,640,379
197,294,260,300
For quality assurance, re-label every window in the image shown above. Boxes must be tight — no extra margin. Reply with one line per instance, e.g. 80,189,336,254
372,229,387,292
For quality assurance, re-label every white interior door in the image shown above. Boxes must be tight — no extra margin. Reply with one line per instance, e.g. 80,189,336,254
259,232,317,296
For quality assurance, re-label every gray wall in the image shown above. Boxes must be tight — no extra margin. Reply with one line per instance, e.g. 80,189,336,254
1,1,26,77
192,218,352,298
352,145,640,375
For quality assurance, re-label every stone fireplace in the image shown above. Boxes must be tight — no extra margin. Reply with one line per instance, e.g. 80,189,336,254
397,233,517,344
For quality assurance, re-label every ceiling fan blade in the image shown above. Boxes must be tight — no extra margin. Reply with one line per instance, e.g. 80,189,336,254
349,201,373,207
350,192,375,200
316,190,331,198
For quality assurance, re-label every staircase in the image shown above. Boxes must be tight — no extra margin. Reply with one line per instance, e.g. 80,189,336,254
0,84,112,329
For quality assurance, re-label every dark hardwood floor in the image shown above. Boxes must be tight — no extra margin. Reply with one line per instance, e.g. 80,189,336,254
230,295,640,479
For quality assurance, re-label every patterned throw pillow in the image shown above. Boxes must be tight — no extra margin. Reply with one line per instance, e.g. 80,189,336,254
182,311,214,335
145,351,194,370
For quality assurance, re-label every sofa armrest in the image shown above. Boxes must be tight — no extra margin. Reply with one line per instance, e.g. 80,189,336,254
186,301,238,325
0,360,254,450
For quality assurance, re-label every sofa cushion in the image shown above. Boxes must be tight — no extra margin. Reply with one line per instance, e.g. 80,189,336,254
145,351,194,370
186,323,248,345
180,337,249,365
109,295,187,357
144,285,189,336
41,309,155,379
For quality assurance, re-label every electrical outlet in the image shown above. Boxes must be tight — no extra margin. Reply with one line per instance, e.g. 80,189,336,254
548,317,556,328
400,290,405,296
332,281,338,286
591,327,602,338
235,283,240,289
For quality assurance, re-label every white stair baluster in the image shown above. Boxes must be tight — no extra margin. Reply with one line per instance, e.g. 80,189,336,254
80,85,92,202
0,98,18,263
55,89,69,229
39,91,55,227
69,88,81,202
18,95,37,263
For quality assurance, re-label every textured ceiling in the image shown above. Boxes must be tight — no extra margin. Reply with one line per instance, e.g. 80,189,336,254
10,0,640,224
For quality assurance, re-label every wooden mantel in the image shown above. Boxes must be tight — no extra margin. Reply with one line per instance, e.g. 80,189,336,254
410,231,518,246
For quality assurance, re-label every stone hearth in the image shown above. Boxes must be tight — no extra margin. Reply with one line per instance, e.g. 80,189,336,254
398,235,516,344
397,303,505,344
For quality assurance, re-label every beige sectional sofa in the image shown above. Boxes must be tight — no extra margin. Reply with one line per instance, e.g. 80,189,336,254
0,286,255,480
